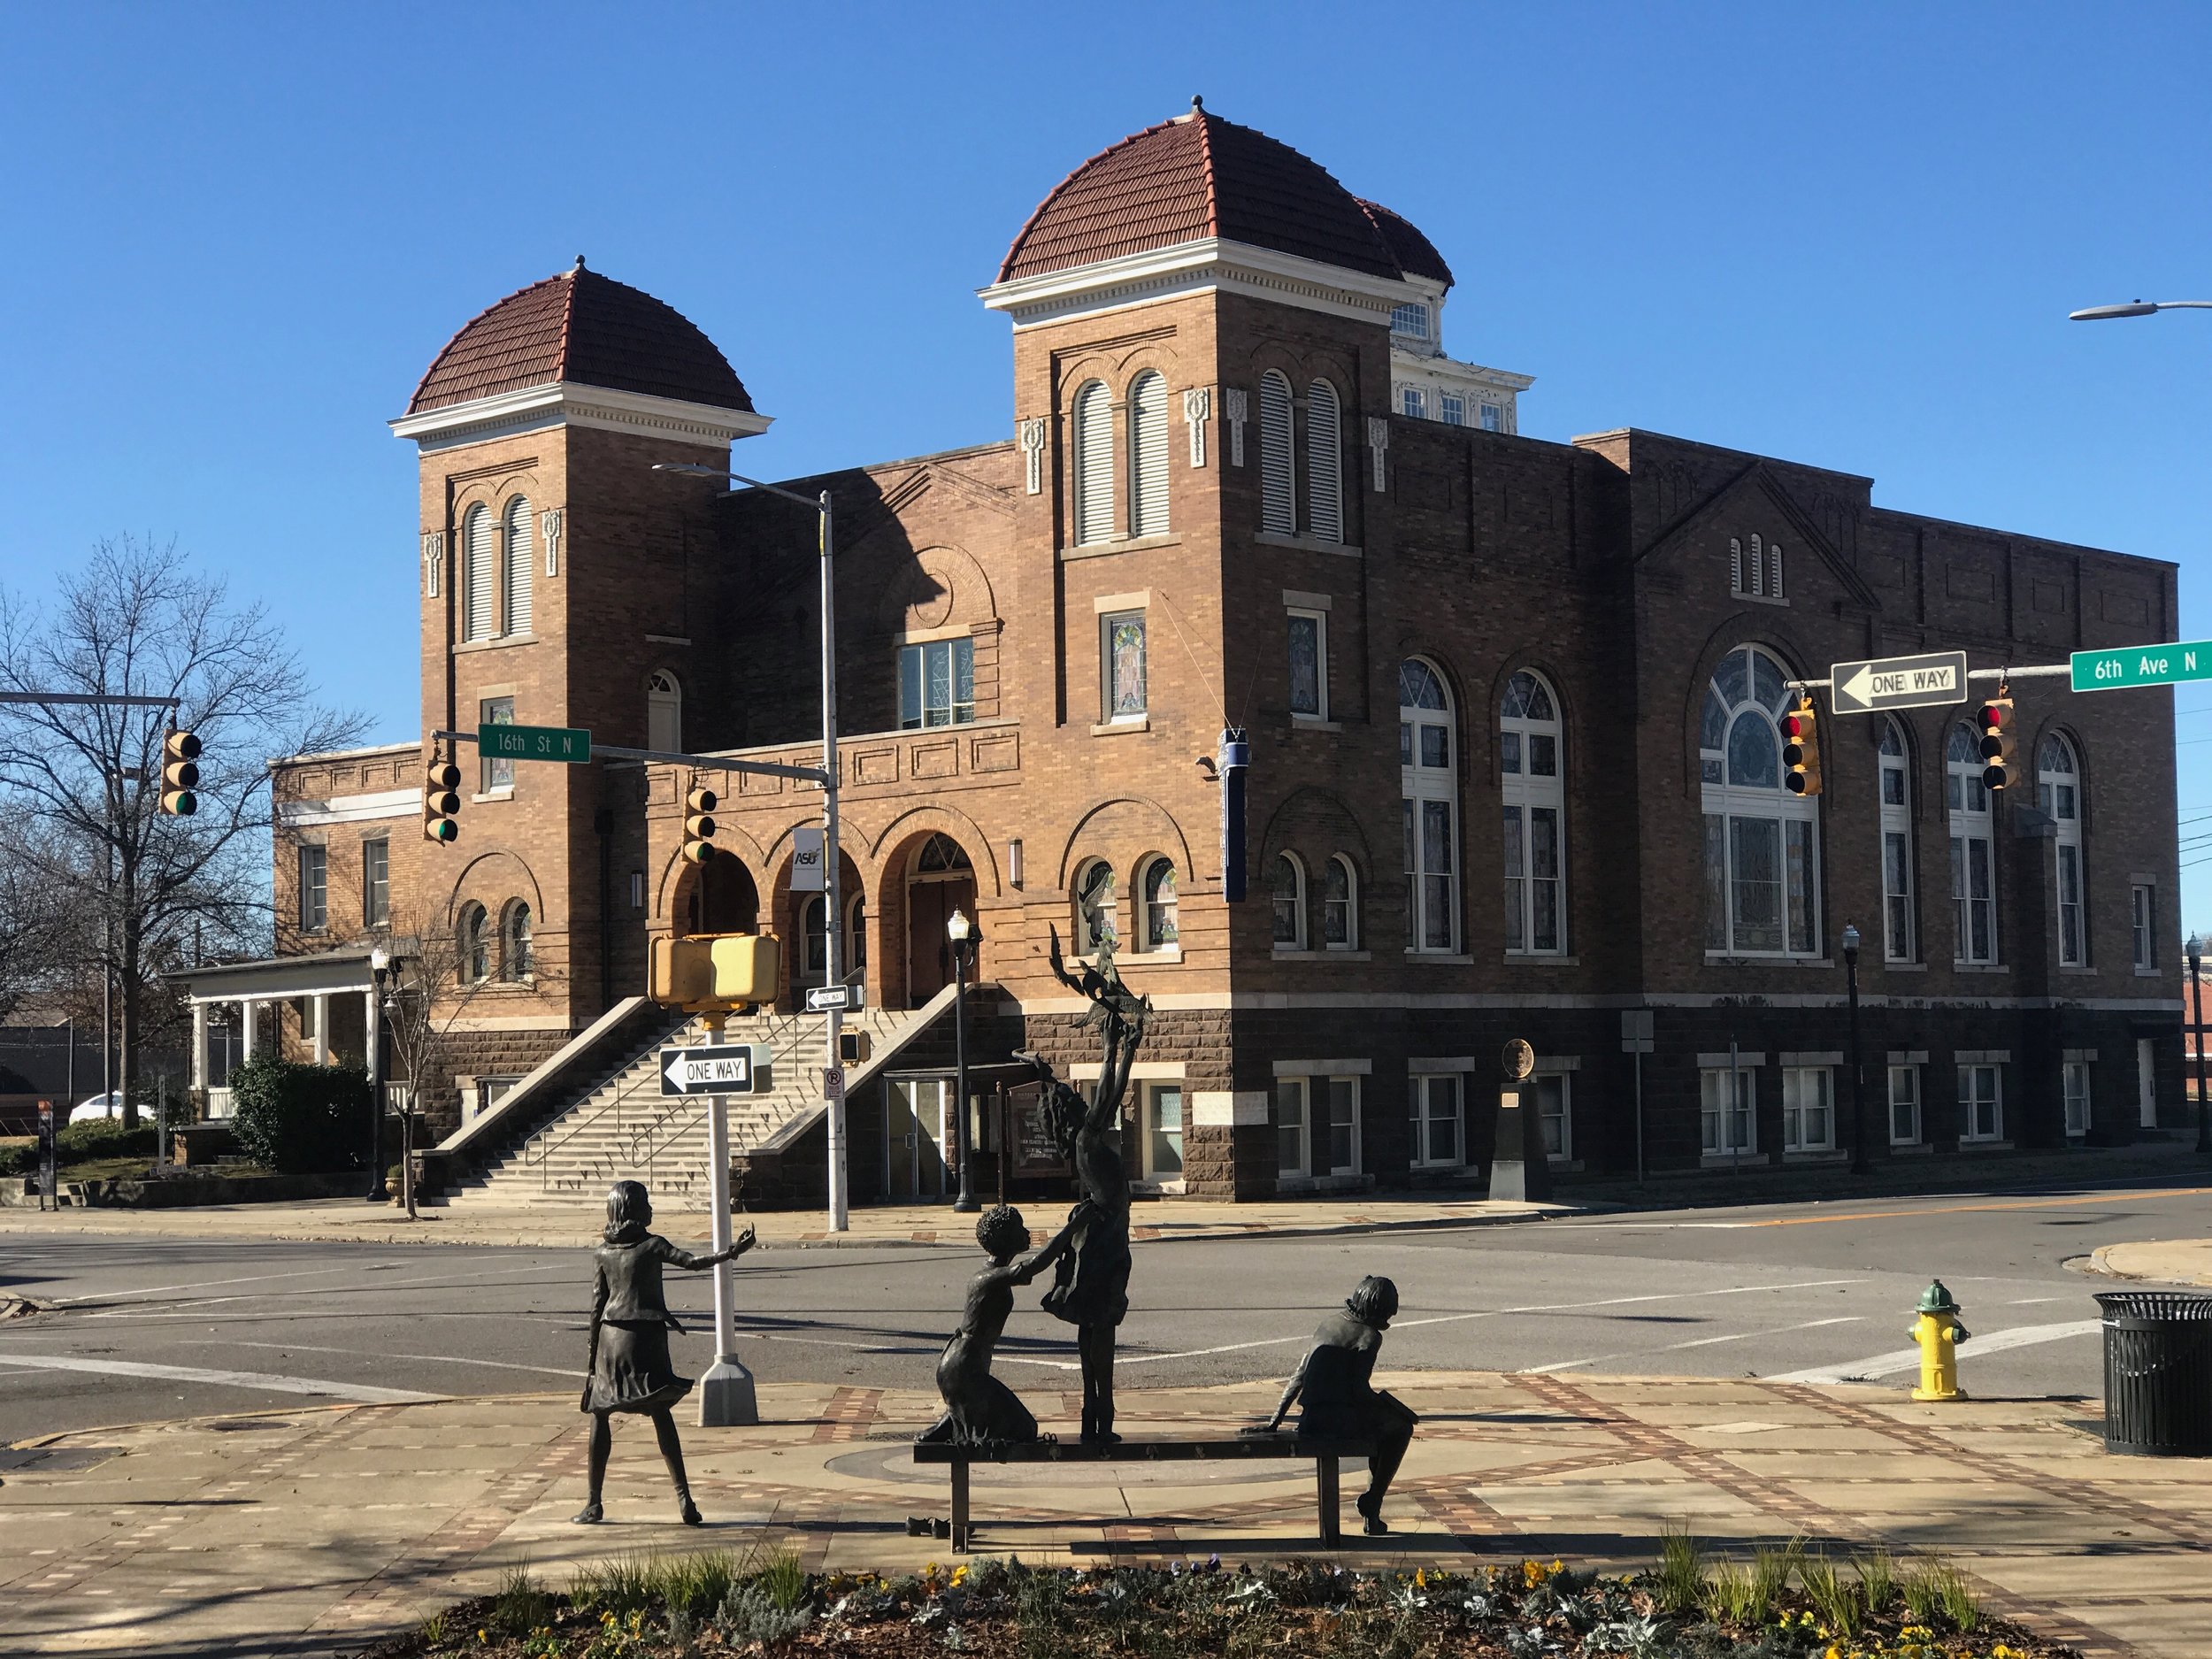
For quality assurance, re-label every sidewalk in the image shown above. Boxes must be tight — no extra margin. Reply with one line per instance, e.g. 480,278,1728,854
2087,1238,2212,1288
4,1372,2208,1659
0,1193,1575,1251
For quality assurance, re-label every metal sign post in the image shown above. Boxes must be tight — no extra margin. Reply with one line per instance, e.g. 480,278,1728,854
697,1082,757,1427
1620,1010,1655,1184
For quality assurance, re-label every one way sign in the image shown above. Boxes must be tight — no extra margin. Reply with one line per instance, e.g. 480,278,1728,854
659,1043,767,1096
1828,649,1970,716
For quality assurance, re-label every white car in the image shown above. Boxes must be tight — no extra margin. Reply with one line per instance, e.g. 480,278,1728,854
67,1092,133,1125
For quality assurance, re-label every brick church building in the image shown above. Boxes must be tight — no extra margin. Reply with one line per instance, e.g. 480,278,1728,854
180,101,2185,1206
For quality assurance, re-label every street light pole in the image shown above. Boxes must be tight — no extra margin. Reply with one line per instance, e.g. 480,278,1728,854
947,908,978,1212
2192,935,2210,1158
1842,924,1868,1175
653,463,849,1232
365,948,390,1201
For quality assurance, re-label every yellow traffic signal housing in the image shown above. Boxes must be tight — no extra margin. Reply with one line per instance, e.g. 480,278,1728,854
423,756,462,843
1978,695,2016,791
159,729,201,817
839,1029,873,1064
1781,695,1822,796
680,786,719,865
649,932,780,1012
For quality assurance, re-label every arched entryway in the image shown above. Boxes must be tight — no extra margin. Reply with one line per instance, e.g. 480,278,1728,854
904,833,976,1007
680,853,758,936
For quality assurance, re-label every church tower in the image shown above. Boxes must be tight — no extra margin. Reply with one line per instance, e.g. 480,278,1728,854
389,259,768,1032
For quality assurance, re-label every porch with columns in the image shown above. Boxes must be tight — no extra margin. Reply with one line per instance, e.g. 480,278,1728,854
171,948,387,1119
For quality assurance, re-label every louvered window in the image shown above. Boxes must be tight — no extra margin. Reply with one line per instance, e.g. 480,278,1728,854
1259,370,1295,534
503,497,534,635
1307,380,1343,542
1127,372,1169,536
462,505,495,641
1073,380,1114,545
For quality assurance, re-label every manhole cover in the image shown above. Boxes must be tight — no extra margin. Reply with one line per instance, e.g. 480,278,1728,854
208,1419,290,1432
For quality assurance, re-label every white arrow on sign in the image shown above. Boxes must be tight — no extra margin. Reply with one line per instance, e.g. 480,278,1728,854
659,1044,758,1095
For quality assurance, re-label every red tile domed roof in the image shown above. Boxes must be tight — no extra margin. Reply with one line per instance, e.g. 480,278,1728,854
406,260,753,417
999,104,1436,287
1357,199,1453,288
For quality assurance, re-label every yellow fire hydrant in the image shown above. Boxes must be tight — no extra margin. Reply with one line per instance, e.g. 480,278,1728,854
1909,1279,1970,1402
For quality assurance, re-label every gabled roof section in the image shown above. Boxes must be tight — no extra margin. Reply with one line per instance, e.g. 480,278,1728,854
1640,459,1881,610
1357,199,1453,288
407,261,753,417
998,103,1409,284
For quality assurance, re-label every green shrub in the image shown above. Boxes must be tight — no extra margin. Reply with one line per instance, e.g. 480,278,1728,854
1799,1555,1861,1637
228,1058,371,1173
1853,1548,1896,1615
1653,1522,1703,1615
58,1118,161,1162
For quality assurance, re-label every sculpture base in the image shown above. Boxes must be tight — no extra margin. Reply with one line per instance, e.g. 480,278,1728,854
696,1355,758,1427
1486,1158,1552,1202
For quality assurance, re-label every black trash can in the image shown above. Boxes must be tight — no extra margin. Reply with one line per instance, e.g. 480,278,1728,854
2096,1291,2212,1456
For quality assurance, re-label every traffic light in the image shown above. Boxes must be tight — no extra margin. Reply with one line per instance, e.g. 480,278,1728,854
1978,695,2016,791
158,729,201,817
648,932,780,1011
423,753,462,843
681,786,718,864
1781,695,1822,795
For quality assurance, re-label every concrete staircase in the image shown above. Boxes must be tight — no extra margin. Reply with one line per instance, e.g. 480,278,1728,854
434,994,946,1210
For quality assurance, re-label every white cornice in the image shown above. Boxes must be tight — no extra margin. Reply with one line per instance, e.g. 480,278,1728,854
389,381,772,454
279,787,422,828
978,237,1425,330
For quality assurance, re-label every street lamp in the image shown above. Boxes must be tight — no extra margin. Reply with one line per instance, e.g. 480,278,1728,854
2191,934,2210,1158
365,946,391,1202
1842,924,1868,1175
947,908,979,1213
2070,299,2212,321
652,461,851,1233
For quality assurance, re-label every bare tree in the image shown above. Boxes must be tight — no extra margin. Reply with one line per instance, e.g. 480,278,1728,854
0,826,71,1025
0,538,365,1127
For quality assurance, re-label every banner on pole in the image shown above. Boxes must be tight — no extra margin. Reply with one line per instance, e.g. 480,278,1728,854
791,826,826,891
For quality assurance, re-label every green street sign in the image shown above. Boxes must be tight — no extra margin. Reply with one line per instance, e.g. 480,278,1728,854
479,722,592,764
2070,642,2212,693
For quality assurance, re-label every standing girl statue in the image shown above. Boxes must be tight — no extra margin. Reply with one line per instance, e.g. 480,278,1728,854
1017,927,1148,1444
574,1179,755,1525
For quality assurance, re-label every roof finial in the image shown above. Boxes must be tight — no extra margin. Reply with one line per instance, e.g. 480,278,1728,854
572,255,588,273
1191,94,1203,111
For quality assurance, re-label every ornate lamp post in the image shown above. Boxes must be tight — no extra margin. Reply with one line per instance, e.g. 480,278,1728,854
948,908,979,1212
1842,924,1868,1175
365,947,390,1202
2192,934,2210,1157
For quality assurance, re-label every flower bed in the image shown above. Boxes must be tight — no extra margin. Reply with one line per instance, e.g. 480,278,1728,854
359,1548,2076,1659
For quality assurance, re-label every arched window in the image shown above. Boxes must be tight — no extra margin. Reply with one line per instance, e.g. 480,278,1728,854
1127,371,1169,537
1501,669,1563,954
501,901,534,981
847,895,867,973
1139,856,1179,951
1072,380,1114,546
461,504,495,641
1699,645,1818,956
916,833,972,875
1258,369,1296,534
647,670,682,753
2039,733,2085,965
1271,852,1307,949
457,902,489,985
1400,658,1457,951
1324,855,1358,949
1074,859,1117,954
1306,379,1343,542
1947,722,1997,964
502,497,534,635
1878,718,1915,962
800,895,828,980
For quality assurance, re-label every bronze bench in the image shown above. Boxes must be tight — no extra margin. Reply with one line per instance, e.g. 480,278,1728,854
912,1433,1377,1552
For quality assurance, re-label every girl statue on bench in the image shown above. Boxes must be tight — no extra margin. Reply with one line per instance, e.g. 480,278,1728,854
920,1202,1087,1446
1246,1274,1419,1535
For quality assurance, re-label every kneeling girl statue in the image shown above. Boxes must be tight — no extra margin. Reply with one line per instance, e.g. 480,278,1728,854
919,1202,1085,1446
575,1179,755,1525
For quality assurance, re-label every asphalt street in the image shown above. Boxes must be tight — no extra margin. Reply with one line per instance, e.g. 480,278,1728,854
3,1180,2206,1443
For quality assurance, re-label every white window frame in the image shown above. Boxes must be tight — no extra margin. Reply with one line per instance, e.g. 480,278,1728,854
1271,851,1308,949
2039,733,2085,966
1322,1074,1362,1176
2133,882,2156,970
1323,854,1359,950
1701,1066,1756,1156
1258,370,1296,534
480,695,515,794
1390,302,1430,340
1479,403,1502,433
458,902,490,985
1073,858,1117,954
1947,723,1998,964
501,900,534,982
1275,1076,1311,1179
1127,370,1170,538
900,636,976,730
1409,1072,1463,1169
1401,387,1425,419
298,843,327,933
1887,1064,1922,1146
1138,855,1179,953
501,495,534,636
1401,658,1459,954
1101,611,1147,722
361,836,389,928
1072,379,1115,546
1287,608,1329,721
1781,1066,1835,1152
647,669,683,752
1440,393,1465,426
461,503,495,642
1306,379,1343,543
1533,1071,1571,1163
1700,645,1820,957
1501,668,1565,956
1140,1079,1184,1182
1878,718,1916,963
2062,1060,2091,1138
1958,1064,2003,1142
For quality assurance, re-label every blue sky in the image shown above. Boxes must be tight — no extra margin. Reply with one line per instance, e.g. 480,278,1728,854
5,3,2211,919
